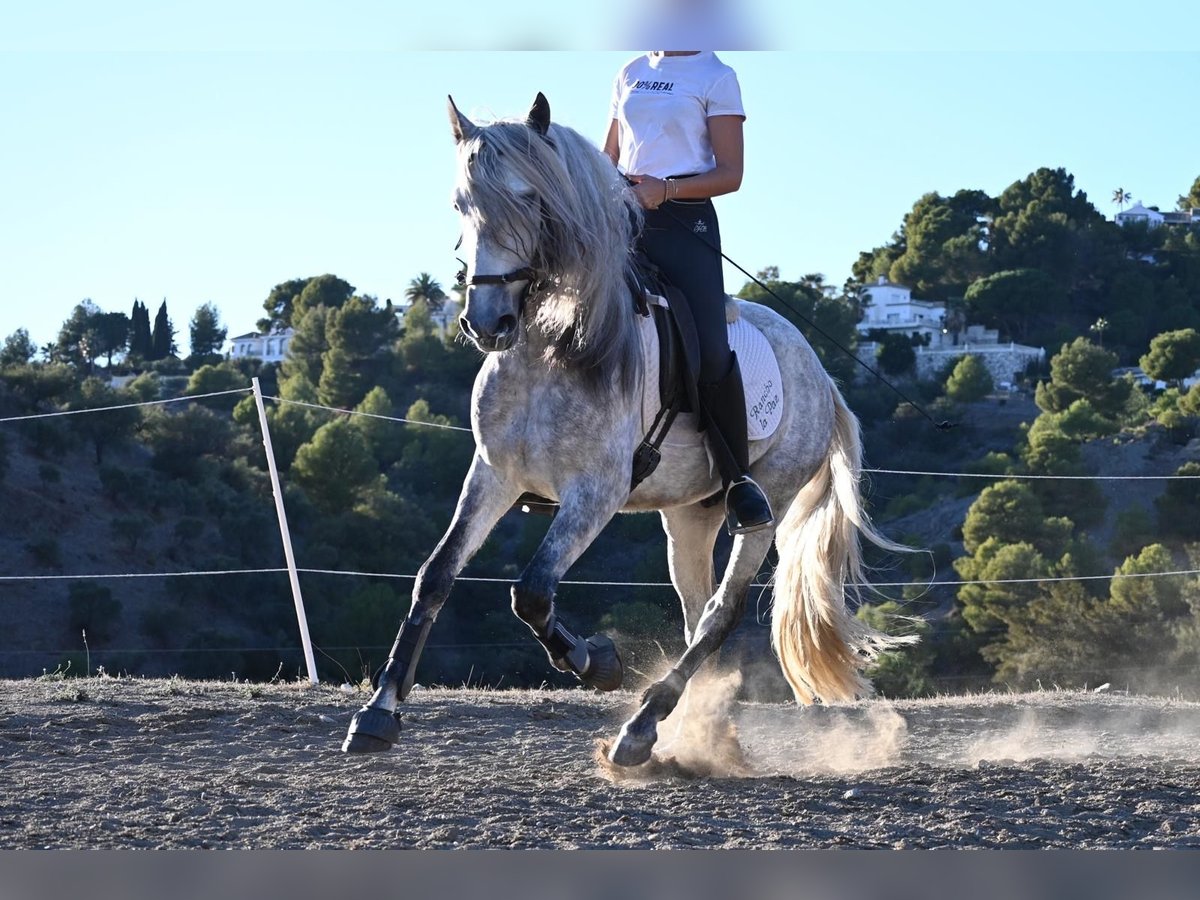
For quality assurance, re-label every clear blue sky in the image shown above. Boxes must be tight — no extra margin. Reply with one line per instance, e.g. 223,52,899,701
2,3,1198,351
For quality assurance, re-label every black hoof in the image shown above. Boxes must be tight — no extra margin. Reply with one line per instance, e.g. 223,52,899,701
582,634,624,692
341,705,401,754
342,732,395,754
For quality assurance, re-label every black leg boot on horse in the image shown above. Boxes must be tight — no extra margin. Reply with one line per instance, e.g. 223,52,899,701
699,352,774,535
342,614,434,753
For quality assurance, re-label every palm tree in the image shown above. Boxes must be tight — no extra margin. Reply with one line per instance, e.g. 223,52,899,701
405,273,448,313
1112,187,1132,212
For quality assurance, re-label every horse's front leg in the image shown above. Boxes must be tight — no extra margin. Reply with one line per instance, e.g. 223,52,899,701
342,454,517,753
609,526,777,767
511,478,629,692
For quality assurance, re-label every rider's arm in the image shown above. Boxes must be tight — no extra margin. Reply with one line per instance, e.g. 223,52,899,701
603,119,620,166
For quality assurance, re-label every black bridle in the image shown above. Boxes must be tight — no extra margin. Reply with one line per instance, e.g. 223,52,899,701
454,261,541,290
453,208,550,310
454,254,548,324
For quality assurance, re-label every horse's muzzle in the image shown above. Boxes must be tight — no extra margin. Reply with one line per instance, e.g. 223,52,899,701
459,311,518,352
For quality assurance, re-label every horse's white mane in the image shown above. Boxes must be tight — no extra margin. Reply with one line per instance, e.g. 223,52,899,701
454,115,644,391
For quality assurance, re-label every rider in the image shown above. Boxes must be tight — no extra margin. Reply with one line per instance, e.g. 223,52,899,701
604,50,773,535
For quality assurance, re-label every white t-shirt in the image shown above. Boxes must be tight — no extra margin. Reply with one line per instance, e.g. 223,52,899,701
609,51,745,180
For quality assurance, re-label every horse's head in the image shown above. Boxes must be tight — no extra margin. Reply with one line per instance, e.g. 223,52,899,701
448,93,554,353
443,93,642,388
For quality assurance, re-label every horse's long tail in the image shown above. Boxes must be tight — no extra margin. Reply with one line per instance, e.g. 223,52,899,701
770,381,915,704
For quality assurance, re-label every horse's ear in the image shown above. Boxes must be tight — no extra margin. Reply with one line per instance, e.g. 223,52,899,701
526,92,550,137
448,95,478,144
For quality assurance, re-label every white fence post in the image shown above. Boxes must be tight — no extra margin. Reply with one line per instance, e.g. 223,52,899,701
252,377,318,685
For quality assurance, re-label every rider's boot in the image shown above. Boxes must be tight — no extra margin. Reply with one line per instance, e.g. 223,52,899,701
699,352,775,535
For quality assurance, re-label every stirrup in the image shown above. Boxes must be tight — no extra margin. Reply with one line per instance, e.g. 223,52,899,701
724,475,774,535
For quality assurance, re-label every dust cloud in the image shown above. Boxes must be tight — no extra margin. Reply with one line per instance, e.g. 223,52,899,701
600,672,1200,781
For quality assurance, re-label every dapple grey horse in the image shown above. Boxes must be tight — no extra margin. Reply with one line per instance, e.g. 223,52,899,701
342,93,908,766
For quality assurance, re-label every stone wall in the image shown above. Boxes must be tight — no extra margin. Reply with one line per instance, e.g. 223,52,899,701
856,341,1045,385
914,344,1045,383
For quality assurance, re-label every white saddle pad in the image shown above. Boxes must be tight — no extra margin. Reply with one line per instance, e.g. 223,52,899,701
639,295,784,448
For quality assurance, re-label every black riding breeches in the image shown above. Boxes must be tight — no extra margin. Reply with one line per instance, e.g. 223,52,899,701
640,198,731,383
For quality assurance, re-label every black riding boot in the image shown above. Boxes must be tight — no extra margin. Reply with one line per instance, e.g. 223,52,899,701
699,352,775,535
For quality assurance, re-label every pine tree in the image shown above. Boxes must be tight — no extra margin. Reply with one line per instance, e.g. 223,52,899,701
188,302,227,360
291,419,378,513
353,386,401,467
317,345,361,409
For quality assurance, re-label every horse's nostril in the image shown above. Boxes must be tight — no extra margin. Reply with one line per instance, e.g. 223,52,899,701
458,315,475,337
497,315,517,336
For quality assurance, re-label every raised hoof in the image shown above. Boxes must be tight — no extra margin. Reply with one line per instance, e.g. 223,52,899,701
581,634,623,692
341,705,401,754
607,718,657,767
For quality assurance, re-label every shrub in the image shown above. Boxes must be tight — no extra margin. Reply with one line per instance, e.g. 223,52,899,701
945,354,993,403
111,515,152,552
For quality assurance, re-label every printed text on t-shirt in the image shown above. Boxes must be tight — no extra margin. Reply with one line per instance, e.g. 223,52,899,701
632,81,674,92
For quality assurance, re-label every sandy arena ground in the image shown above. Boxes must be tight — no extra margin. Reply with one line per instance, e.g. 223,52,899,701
2,676,1199,849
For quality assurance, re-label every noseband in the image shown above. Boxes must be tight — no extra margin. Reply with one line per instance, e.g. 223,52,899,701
455,264,540,289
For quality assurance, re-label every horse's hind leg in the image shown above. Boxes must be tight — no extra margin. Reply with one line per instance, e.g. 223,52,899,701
609,526,775,767
651,503,723,751
343,455,516,753
660,504,723,644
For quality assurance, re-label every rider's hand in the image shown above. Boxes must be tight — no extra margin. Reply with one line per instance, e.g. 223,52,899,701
627,174,667,210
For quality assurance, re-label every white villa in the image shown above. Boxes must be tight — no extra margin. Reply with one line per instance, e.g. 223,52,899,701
858,277,948,345
228,328,294,364
856,276,1044,384
1115,201,1199,229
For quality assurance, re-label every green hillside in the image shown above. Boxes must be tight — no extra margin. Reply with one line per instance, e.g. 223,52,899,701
4,168,1200,696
